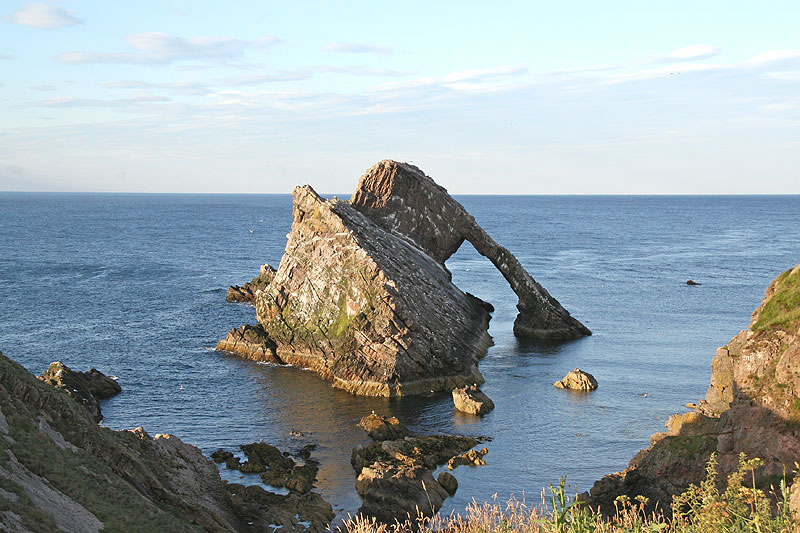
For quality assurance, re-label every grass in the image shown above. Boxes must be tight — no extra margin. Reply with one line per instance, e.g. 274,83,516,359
341,453,795,533
752,265,800,332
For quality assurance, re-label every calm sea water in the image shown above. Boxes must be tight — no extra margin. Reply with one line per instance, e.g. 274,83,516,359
1,192,799,521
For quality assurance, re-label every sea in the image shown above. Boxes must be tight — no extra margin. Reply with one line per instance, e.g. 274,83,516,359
1,192,799,522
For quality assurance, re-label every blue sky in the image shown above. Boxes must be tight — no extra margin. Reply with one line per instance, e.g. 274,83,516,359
1,1,799,193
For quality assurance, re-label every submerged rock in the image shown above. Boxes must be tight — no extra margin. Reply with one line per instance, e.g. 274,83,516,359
586,263,800,516
452,385,495,415
38,361,121,422
359,413,409,441
221,160,588,397
553,368,598,391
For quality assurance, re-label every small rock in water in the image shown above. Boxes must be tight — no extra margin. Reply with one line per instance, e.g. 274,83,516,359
448,447,488,470
554,368,598,391
686,279,700,285
437,471,458,495
358,413,409,441
452,385,495,415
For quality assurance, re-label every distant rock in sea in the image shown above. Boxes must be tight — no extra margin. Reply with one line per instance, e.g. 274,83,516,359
554,368,598,391
219,160,590,397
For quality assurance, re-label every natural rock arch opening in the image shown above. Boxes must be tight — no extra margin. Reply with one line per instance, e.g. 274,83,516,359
349,160,591,340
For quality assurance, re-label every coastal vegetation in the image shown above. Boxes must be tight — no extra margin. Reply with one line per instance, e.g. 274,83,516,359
342,453,795,533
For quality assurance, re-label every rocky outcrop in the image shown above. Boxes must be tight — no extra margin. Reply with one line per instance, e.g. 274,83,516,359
227,264,277,303
359,413,409,441
553,368,598,391
221,160,588,397
249,183,492,397
349,160,590,340
351,434,481,523
452,385,495,415
448,447,488,469
216,323,281,364
37,361,121,422
587,263,800,516
0,350,333,532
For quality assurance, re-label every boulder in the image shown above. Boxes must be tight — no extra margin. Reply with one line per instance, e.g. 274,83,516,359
437,471,458,496
38,361,121,422
222,160,589,397
359,413,409,441
452,385,495,415
553,368,598,391
686,279,700,286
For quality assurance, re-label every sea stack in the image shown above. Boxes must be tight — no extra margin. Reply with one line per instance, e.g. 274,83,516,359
221,160,590,396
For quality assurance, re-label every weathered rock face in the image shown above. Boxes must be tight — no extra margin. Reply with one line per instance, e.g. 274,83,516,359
452,385,495,415
216,323,281,364
0,350,333,532
351,434,480,523
251,183,492,397
350,160,590,340
587,263,800,515
37,361,121,422
227,265,277,303
553,368,598,391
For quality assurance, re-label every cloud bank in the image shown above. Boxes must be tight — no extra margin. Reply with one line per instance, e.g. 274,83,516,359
8,2,82,29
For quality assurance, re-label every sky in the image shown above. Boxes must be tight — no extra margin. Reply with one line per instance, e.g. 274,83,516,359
1,1,799,194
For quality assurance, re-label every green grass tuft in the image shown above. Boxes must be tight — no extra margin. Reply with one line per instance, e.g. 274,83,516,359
753,266,800,332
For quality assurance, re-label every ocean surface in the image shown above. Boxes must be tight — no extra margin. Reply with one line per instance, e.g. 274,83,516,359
1,192,799,522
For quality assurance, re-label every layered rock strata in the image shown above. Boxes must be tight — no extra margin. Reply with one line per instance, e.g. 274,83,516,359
349,160,590,340
227,264,277,303
250,184,492,397
220,160,588,396
587,263,800,516
0,350,332,532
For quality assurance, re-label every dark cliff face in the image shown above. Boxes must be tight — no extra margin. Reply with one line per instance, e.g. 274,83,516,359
0,351,332,532
587,263,800,515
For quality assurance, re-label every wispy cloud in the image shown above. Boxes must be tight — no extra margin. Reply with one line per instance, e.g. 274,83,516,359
216,66,408,86
370,65,527,92
0,52,12,60
8,2,82,29
32,95,172,108
544,64,620,75
746,49,800,65
101,79,210,94
323,42,393,55
653,44,721,63
29,84,57,91
58,33,280,65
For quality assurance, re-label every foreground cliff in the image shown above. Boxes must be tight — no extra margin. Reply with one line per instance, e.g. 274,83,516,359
0,351,331,532
219,160,588,397
588,263,800,514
